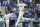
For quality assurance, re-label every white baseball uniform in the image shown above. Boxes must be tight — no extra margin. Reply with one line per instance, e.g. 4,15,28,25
4,14,10,27
15,3,26,26
0,18,4,27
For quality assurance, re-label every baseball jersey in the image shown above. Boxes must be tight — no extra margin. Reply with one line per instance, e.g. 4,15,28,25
4,14,10,20
0,18,4,21
17,3,26,11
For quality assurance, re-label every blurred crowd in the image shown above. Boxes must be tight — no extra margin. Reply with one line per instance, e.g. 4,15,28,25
1,0,40,18
0,1,1,18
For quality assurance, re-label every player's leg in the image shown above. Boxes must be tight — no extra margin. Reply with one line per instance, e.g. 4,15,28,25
6,20,7,27
15,12,22,26
21,11,29,20
6,20,9,27
21,11,24,20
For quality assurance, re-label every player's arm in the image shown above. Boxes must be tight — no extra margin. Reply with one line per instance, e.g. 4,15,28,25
17,4,19,7
24,3,27,13
8,14,10,18
3,15,5,19
23,3,27,6
3,15,6,23
24,3,26,9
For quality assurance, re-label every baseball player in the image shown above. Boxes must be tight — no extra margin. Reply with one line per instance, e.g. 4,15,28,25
4,12,10,27
15,0,27,26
